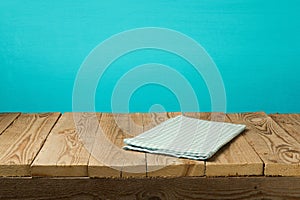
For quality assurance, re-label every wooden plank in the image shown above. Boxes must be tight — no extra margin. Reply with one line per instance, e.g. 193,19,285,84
189,112,263,176
0,113,20,135
144,112,205,177
31,113,99,177
0,177,300,199
0,113,60,176
88,113,121,178
88,113,147,178
122,113,147,177
269,114,300,142
227,112,300,176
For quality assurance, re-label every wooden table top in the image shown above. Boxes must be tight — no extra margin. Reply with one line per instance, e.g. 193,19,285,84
0,112,299,178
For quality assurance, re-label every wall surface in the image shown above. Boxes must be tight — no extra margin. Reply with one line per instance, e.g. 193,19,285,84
0,0,299,113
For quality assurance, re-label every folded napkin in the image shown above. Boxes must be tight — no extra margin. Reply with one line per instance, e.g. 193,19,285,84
123,115,246,160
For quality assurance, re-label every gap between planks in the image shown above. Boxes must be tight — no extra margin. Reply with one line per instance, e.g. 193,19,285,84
89,112,204,178
184,112,264,177
0,113,61,177
227,112,300,176
31,113,99,177
0,113,20,135
88,113,147,178
0,112,297,178
269,114,300,143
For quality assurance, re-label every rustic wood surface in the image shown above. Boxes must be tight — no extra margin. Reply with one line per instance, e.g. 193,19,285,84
0,113,20,135
227,112,300,176
270,114,300,142
198,112,264,176
0,112,299,199
89,113,147,178
0,177,299,200
88,113,123,178
121,113,148,177
0,113,60,176
31,113,99,177
0,112,299,178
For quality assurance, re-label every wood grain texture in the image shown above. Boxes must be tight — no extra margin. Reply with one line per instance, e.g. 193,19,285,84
121,113,147,177
227,112,300,176
143,112,205,177
89,113,146,178
0,113,60,176
31,113,99,177
191,112,263,177
1,112,299,179
88,113,121,178
0,177,299,200
269,114,300,142
0,113,20,135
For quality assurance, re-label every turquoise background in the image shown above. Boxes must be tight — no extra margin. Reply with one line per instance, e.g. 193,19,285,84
0,0,299,113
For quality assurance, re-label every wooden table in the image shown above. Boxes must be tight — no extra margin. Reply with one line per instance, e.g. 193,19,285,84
0,112,299,199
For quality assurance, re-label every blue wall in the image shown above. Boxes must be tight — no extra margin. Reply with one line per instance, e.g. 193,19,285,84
0,0,299,113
